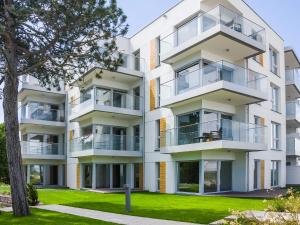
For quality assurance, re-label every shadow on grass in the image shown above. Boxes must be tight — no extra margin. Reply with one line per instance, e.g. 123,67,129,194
63,201,229,224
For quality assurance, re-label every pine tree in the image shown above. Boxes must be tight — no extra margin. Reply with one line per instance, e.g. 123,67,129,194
0,0,128,216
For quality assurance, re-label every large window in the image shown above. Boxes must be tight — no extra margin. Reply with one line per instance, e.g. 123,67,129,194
220,161,232,191
269,47,279,75
178,161,199,193
83,164,93,188
271,161,280,187
271,122,281,150
176,17,198,46
204,161,218,193
156,162,160,192
271,84,280,112
177,112,199,145
30,165,44,185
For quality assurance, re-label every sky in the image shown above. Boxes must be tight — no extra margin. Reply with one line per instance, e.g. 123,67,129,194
1,0,300,122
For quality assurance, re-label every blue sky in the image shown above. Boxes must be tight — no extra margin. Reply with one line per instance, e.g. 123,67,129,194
1,0,299,122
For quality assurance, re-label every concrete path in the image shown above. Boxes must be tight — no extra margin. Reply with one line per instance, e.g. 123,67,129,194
0,206,12,212
35,204,202,225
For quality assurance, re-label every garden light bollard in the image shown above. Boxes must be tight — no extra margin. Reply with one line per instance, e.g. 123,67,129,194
124,184,131,212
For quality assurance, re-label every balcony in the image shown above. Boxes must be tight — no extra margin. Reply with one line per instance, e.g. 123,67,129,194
160,5,266,64
286,69,300,100
160,119,267,154
286,101,300,127
19,75,65,101
21,141,65,160
286,135,300,156
70,134,143,158
69,89,143,122
160,61,268,108
85,52,145,79
20,104,65,128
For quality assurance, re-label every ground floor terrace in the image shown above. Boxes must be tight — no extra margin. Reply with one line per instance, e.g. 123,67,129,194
79,163,143,190
144,150,286,195
24,164,65,187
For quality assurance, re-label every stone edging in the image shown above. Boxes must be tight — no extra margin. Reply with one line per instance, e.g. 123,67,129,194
0,194,12,206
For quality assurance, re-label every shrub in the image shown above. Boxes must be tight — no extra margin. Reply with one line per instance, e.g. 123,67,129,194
224,188,300,225
26,184,39,206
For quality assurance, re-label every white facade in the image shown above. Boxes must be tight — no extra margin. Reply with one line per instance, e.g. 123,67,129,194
18,0,298,192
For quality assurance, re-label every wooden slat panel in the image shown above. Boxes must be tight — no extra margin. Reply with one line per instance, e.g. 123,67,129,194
76,164,80,189
160,118,166,148
259,54,264,65
150,39,158,70
139,163,144,189
69,130,74,140
160,162,166,193
260,160,265,190
150,79,156,111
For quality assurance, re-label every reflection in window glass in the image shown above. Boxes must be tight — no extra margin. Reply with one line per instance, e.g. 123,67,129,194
177,112,199,145
177,17,198,46
30,165,44,185
176,63,200,94
178,161,199,193
204,161,218,193
96,88,111,106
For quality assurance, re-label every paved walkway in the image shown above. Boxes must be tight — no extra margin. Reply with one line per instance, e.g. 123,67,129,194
35,204,201,225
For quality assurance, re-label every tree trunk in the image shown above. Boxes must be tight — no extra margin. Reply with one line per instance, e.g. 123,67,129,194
3,75,30,216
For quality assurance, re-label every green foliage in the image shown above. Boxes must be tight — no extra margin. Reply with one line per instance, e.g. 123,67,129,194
0,0,128,89
26,184,39,206
0,124,8,184
0,183,10,195
226,189,300,225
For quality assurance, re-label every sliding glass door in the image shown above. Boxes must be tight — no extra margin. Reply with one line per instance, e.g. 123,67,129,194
178,161,199,193
204,161,218,193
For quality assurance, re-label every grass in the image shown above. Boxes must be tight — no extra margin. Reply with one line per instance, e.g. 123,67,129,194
38,189,269,224
0,183,10,195
0,208,118,225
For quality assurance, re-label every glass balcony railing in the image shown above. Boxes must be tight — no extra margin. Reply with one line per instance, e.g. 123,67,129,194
160,5,265,57
20,75,65,91
286,69,300,90
69,88,143,115
287,135,300,156
160,60,267,102
286,101,300,118
86,52,145,73
20,105,65,122
70,134,143,153
21,141,64,155
161,119,266,147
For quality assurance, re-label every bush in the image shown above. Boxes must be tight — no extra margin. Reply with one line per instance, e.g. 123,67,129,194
225,189,300,225
26,184,39,206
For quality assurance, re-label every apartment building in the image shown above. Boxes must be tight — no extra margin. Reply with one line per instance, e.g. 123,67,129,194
19,0,298,193
285,47,300,185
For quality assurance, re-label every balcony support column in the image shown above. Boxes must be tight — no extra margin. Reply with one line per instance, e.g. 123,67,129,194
58,165,64,186
26,165,30,184
92,163,97,190
199,160,204,194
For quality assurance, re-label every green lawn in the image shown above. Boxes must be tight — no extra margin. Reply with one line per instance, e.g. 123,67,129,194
0,183,10,195
0,208,118,225
38,189,269,224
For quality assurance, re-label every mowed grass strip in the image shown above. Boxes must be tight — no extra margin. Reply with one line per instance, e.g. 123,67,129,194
38,189,269,224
